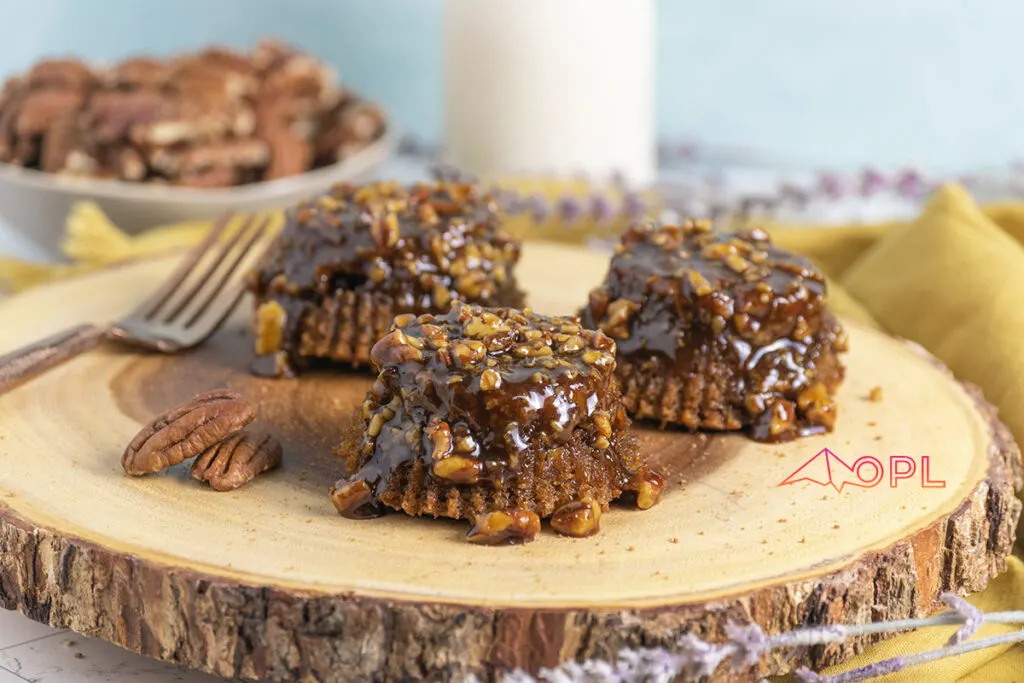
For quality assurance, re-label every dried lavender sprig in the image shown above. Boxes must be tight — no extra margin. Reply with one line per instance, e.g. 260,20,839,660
941,592,984,645
799,628,1024,683
492,187,651,226
494,597,1024,683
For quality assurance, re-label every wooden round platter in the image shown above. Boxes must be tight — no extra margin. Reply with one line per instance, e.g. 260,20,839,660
0,243,1019,683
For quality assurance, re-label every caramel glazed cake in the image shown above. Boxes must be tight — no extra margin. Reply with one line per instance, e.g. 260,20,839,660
582,220,847,443
247,180,526,377
330,302,665,544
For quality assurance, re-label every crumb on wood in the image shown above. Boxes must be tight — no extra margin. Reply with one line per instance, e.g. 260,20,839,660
798,537,806,543
833,523,841,529
668,537,679,544
626,546,636,551
74,653,85,659
760,539,768,545
697,530,705,536
874,435,883,441
868,386,883,402
62,640,77,647
866,421,877,427
777,518,788,523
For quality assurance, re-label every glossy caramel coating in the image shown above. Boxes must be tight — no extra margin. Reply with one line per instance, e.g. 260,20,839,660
248,180,525,376
580,220,847,442
331,302,659,533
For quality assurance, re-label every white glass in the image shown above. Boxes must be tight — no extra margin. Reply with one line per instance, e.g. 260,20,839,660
443,0,655,184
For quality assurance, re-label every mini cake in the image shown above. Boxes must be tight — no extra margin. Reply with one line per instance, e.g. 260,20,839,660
330,302,664,544
580,220,847,443
247,180,526,377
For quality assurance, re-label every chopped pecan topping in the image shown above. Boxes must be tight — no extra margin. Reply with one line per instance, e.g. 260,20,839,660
550,498,602,537
466,509,541,545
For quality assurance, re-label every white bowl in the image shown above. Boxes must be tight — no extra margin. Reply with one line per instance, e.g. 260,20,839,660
0,125,397,257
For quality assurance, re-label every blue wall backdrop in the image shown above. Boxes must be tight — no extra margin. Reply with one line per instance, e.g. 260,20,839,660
0,0,1018,172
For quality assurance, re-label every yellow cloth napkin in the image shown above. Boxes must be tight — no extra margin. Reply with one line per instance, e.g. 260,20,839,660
2,183,1024,681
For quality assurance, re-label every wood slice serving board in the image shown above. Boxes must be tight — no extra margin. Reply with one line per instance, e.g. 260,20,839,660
0,243,1020,683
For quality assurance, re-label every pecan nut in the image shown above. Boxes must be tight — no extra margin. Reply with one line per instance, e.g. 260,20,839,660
550,498,602,537
121,390,256,476
466,509,541,545
191,431,282,491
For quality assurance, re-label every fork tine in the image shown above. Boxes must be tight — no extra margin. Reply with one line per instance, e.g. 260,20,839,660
157,214,257,324
180,279,249,347
181,214,271,328
133,213,234,320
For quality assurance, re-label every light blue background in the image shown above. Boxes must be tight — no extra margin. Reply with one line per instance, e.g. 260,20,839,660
0,0,1019,172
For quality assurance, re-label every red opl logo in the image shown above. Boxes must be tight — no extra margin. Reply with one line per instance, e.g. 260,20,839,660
778,448,946,492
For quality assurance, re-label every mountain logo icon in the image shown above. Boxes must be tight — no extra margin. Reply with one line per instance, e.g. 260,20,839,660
777,448,883,492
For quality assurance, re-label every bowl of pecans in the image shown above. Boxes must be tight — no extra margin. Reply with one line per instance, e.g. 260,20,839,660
0,38,394,254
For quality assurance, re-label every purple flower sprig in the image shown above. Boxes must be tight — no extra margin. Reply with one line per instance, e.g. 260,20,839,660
489,593,1024,683
487,185,654,228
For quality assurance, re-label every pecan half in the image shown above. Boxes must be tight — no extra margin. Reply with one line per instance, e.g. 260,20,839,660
191,431,282,491
121,390,256,475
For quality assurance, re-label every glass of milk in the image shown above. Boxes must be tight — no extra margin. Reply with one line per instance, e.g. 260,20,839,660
443,0,655,186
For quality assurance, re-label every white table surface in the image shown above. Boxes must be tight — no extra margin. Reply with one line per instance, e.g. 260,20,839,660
0,158,965,682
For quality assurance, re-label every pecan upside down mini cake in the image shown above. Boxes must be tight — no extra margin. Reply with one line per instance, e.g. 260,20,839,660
581,220,847,443
247,180,525,377
330,302,665,544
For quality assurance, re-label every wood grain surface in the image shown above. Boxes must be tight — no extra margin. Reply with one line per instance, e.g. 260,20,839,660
0,243,1019,682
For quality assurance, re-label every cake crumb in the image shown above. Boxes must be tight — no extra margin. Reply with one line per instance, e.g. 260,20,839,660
868,386,883,402
626,546,636,552
833,523,841,529
798,537,806,543
866,421,877,427
62,640,77,648
777,518,788,523
668,537,679,544
74,653,85,660
697,530,705,536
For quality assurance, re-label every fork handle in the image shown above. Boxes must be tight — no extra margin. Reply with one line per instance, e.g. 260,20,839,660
0,323,107,396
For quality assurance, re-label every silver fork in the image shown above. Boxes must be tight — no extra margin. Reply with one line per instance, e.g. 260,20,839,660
0,212,271,395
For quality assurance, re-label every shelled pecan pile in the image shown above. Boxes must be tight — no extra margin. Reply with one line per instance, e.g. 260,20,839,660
0,39,386,187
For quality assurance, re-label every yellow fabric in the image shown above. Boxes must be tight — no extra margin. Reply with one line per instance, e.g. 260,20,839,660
2,182,1024,681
